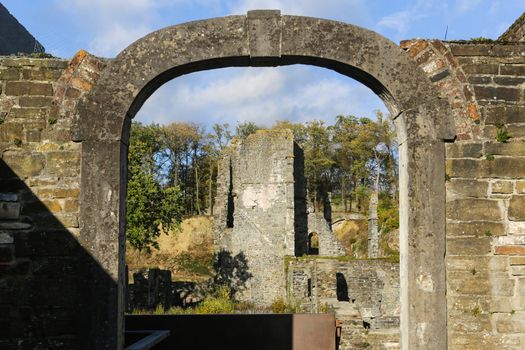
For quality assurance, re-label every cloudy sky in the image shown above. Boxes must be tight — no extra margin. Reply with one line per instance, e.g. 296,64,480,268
3,1,524,128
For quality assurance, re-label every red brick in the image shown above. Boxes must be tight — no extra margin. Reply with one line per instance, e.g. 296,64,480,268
495,246,525,255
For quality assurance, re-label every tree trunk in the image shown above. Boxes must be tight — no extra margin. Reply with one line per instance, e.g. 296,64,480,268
368,164,381,258
194,164,200,214
341,176,346,212
208,163,214,215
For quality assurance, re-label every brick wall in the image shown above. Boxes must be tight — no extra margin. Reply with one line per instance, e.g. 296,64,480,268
402,40,525,349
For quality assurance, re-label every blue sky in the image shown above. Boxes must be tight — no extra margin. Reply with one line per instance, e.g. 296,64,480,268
3,1,524,127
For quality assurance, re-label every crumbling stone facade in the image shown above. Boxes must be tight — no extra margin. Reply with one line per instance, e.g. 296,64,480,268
288,258,399,349
213,130,307,305
1,9,525,349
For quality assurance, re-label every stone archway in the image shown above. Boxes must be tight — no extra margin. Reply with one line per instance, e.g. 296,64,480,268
74,10,455,349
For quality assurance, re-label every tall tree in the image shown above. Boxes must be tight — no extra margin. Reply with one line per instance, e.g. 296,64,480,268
126,122,183,251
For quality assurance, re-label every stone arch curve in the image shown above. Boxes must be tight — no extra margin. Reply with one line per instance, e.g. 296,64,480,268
74,10,455,349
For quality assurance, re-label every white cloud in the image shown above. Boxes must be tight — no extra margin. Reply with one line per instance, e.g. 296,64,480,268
136,66,386,129
376,0,433,39
54,0,174,56
227,0,369,23
455,0,481,14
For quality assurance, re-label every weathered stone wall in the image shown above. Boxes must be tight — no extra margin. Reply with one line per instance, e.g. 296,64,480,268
307,210,346,256
288,258,400,349
0,52,106,349
500,13,525,42
402,39,525,349
214,130,305,305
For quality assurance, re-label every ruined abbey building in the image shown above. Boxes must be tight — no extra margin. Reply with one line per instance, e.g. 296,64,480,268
2,8,525,350
213,130,345,306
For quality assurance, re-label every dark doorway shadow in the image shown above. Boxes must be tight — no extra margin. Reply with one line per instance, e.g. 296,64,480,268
336,272,349,302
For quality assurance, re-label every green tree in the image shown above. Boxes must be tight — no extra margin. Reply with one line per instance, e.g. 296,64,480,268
235,121,260,139
126,122,183,251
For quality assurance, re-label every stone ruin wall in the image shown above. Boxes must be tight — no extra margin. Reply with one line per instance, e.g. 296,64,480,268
288,258,399,349
0,37,525,348
213,130,304,305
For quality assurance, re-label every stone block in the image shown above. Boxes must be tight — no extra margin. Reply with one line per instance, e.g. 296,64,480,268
447,222,505,237
14,230,79,257
1,151,45,178
516,181,525,194
21,68,63,81
518,279,525,296
0,221,31,230
510,257,525,265
446,198,501,221
446,159,482,178
492,180,513,194
461,63,499,74
491,277,516,296
448,271,490,295
485,142,525,157
447,237,492,255
45,152,80,177
450,44,492,56
18,96,53,108
0,202,20,219
34,187,80,199
0,245,14,263
495,246,525,255
447,179,487,197
0,193,17,202
0,123,23,142
473,86,521,101
63,199,78,212
509,196,525,221
448,158,525,179
445,143,482,158
511,266,525,276
493,76,525,86
0,233,13,244
495,313,525,333
484,105,525,125
446,256,507,272
509,222,525,235
500,65,525,75
8,107,46,120
0,68,19,80
42,199,63,213
4,81,53,96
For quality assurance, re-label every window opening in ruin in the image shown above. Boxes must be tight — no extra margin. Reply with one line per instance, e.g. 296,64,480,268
336,272,350,302
308,232,319,255
307,278,312,297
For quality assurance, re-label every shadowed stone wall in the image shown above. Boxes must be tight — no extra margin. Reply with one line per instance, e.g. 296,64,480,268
0,52,107,349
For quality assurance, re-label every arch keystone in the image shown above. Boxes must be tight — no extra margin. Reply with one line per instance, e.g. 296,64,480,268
247,10,282,60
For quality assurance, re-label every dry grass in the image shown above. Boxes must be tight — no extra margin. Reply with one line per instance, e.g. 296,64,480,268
126,215,215,282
